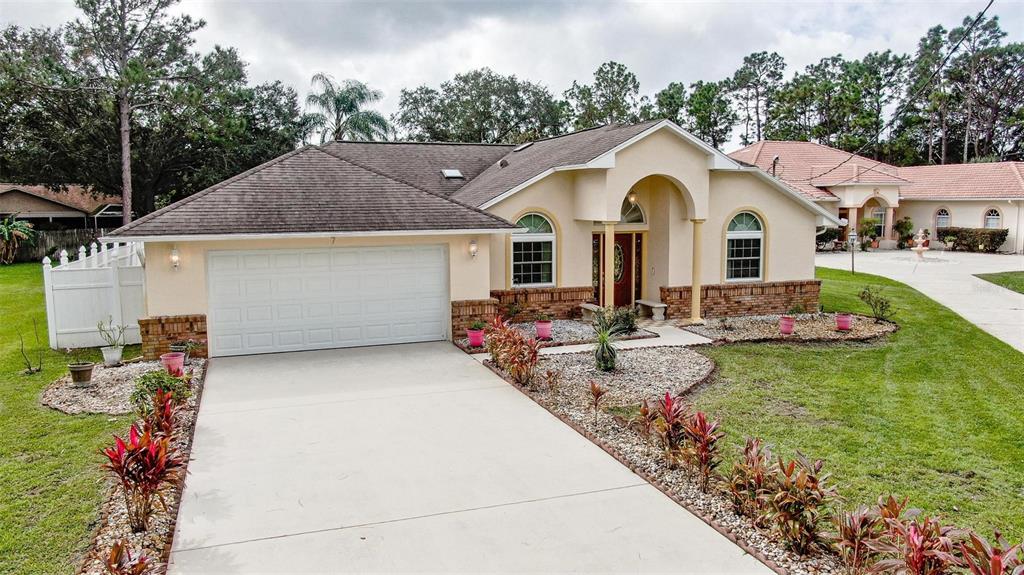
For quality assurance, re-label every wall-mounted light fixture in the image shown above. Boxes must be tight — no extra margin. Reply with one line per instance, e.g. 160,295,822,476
170,247,180,270
627,190,638,204
469,239,478,258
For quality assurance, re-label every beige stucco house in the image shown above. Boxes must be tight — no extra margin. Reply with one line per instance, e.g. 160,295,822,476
105,120,839,358
730,141,1024,254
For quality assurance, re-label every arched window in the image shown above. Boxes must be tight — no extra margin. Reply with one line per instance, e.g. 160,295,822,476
726,212,763,281
620,196,645,224
512,213,555,286
935,208,951,229
984,208,1001,229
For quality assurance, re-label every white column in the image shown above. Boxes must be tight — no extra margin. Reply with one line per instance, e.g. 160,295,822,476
884,207,895,240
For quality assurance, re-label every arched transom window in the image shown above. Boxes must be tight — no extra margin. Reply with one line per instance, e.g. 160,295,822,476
935,208,951,229
512,213,555,286
984,208,1001,229
726,212,763,281
620,196,645,224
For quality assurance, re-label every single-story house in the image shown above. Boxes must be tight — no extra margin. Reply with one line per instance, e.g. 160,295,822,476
729,141,1024,253
0,183,123,229
103,119,840,358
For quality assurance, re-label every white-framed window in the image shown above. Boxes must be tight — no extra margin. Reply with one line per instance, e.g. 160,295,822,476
726,212,763,281
620,196,645,224
512,213,555,287
871,206,886,238
984,208,1001,229
935,208,951,229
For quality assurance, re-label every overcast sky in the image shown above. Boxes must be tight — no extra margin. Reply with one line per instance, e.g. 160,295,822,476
3,0,1022,148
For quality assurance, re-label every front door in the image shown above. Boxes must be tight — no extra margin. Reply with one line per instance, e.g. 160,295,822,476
593,233,642,308
613,234,634,307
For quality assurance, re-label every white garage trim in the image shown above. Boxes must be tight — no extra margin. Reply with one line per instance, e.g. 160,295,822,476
206,245,450,357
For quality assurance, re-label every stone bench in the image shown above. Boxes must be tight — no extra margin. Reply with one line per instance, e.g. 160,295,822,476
579,302,602,321
635,299,667,321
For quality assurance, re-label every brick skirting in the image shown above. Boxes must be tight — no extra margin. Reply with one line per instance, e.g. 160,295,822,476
451,298,499,336
489,286,596,321
139,314,208,360
660,280,821,319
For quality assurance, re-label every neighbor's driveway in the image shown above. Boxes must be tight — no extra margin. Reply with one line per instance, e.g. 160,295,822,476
169,343,769,574
817,251,1024,352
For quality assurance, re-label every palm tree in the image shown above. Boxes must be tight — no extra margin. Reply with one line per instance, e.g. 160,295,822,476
0,215,36,265
305,74,390,142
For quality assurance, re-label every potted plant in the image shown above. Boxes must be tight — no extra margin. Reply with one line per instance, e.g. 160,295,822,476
857,218,879,251
779,304,803,335
466,320,486,348
97,317,127,367
66,347,94,386
160,351,186,376
169,339,203,361
534,313,553,340
835,313,853,331
921,228,930,247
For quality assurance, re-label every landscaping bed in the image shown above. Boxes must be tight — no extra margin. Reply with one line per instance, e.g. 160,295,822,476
40,359,179,415
455,318,657,353
682,313,896,344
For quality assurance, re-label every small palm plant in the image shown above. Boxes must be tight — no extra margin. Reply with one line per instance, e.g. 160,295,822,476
592,308,629,372
0,215,36,265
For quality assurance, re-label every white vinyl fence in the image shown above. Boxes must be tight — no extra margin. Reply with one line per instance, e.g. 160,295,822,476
42,241,145,349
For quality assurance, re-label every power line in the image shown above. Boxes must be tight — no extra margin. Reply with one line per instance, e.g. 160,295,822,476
789,0,996,184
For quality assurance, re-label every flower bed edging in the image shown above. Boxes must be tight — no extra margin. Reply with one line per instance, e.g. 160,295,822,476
681,313,898,345
455,328,658,354
481,359,789,575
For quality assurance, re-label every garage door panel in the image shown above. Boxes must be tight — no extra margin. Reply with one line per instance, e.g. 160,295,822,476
208,245,449,357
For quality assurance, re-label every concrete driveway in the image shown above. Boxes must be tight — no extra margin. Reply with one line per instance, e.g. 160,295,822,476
169,343,769,574
817,251,1024,352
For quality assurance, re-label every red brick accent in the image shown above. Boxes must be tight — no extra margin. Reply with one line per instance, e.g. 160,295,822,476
451,298,499,336
489,286,596,321
660,280,821,319
139,315,208,360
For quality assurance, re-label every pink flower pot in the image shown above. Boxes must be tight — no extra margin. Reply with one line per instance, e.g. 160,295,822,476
535,320,553,340
467,329,485,348
836,313,853,331
779,316,795,335
160,352,186,377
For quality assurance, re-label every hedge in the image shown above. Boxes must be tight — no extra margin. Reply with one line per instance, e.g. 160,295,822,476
935,227,1009,253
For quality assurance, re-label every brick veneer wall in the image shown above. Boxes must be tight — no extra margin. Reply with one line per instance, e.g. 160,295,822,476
139,314,208,360
660,280,821,319
451,298,499,335
489,286,596,321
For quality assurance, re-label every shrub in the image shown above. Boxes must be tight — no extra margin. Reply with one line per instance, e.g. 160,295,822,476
765,453,839,554
894,217,915,248
486,315,539,386
630,399,659,443
589,381,607,423
817,227,841,250
130,370,191,415
867,515,962,575
142,390,179,439
877,494,919,531
540,368,563,393
598,306,639,334
727,437,774,524
936,227,1009,253
859,217,881,248
655,392,689,463
681,411,725,492
592,311,629,372
829,505,884,575
101,425,185,532
959,530,1022,575
103,540,153,575
859,286,896,323
468,320,486,331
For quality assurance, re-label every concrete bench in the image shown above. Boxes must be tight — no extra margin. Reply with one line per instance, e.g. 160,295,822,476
635,299,667,321
579,302,602,321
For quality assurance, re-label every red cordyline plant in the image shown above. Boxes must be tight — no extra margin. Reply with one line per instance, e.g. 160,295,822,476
867,515,962,575
727,437,774,525
828,505,884,575
142,389,178,439
485,315,539,386
681,411,725,492
630,399,659,445
960,531,1023,575
655,392,688,463
102,425,185,532
103,540,152,575
766,453,840,555
589,381,607,423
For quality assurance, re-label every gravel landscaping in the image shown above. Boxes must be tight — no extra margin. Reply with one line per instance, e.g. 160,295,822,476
682,313,897,344
456,319,657,353
41,359,205,415
489,346,844,575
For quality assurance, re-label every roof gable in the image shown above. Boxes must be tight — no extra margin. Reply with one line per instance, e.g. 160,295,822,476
897,162,1024,199
0,183,119,214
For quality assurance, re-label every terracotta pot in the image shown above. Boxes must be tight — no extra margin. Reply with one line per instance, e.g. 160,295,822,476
779,315,795,335
535,320,553,340
835,313,853,332
466,329,485,348
160,352,186,377
68,362,94,385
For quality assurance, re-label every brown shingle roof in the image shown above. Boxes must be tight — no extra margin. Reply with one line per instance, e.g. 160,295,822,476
0,183,120,214
451,121,663,207
897,162,1024,199
106,146,516,238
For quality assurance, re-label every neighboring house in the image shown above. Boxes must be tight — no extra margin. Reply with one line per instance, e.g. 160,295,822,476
103,119,839,358
729,141,1024,253
0,183,123,229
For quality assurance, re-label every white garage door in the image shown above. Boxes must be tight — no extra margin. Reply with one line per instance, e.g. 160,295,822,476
207,245,449,357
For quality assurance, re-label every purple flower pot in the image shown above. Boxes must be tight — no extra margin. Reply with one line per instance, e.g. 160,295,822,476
535,320,553,340
467,329,485,348
836,313,853,331
779,316,795,335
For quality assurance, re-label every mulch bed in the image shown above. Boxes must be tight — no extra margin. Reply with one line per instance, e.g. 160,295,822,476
455,319,657,354
486,347,843,575
76,360,207,575
682,313,897,344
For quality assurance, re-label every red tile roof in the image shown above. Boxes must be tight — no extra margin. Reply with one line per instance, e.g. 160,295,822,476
897,162,1024,199
0,183,120,214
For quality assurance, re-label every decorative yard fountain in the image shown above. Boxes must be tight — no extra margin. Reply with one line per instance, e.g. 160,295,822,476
911,229,930,261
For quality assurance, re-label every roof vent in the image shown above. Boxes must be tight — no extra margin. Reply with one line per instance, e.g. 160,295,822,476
498,159,509,168
441,169,464,179
513,142,533,152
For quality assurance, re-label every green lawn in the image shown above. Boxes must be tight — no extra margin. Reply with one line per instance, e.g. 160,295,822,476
0,263,132,575
975,271,1024,295
695,267,1024,540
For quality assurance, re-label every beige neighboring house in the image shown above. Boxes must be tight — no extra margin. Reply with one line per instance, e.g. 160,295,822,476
0,183,122,229
729,141,1024,254
103,120,839,358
